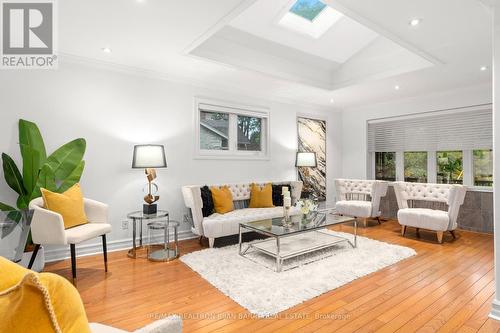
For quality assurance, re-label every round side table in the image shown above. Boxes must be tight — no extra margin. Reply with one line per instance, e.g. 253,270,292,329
147,220,180,262
126,210,169,259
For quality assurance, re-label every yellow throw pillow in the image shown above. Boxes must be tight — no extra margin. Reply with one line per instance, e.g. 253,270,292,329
0,257,91,333
249,183,274,208
211,186,234,214
41,184,88,229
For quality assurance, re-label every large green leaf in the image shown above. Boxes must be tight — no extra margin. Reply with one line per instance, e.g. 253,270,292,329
20,145,41,195
0,202,16,211
45,138,86,181
2,153,26,196
31,164,56,200
19,120,46,191
57,160,85,193
19,119,46,162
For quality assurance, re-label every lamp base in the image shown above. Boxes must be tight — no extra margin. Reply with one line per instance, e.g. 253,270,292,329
143,204,157,215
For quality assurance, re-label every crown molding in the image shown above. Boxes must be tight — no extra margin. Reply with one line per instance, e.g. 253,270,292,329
59,53,338,113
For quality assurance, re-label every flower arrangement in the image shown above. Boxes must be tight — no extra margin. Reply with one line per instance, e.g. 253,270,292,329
296,199,318,216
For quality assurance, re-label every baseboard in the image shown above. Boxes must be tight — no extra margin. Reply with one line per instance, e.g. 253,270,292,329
44,230,197,262
489,299,500,321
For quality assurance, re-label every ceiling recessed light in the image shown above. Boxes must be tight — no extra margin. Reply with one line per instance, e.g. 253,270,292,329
480,66,488,71
394,85,400,90
101,47,112,53
330,98,334,103
409,18,422,27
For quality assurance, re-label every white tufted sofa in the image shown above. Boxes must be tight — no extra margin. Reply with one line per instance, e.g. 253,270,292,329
393,182,467,243
182,181,302,247
334,179,389,227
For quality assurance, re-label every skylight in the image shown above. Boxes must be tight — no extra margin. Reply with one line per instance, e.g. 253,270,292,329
278,1,343,39
289,0,326,21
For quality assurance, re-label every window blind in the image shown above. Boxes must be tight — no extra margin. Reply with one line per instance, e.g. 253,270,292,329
367,107,492,152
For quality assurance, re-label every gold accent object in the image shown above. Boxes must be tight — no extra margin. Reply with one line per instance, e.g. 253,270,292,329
144,168,159,205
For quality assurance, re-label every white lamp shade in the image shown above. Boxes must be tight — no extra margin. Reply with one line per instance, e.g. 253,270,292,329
296,152,317,167
132,145,167,168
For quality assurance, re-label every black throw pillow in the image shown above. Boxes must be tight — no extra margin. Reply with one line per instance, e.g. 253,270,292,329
200,186,214,217
272,184,291,206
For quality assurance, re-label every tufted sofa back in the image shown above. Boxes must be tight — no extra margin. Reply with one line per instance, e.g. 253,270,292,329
182,181,303,236
393,181,467,230
393,182,452,204
335,179,379,198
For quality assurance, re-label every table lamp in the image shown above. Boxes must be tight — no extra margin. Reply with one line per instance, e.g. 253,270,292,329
132,145,167,214
296,152,317,195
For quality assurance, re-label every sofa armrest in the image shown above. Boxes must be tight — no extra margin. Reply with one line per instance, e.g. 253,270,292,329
30,206,67,245
447,185,467,230
84,198,108,224
370,181,389,216
134,315,182,333
393,182,409,210
182,186,204,236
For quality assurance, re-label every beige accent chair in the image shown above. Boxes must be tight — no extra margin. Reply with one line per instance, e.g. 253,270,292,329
28,197,112,284
334,179,389,227
393,182,466,243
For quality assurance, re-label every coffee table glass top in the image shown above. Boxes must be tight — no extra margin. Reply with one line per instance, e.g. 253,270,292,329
240,212,354,237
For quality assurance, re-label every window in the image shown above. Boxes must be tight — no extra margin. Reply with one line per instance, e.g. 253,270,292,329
437,151,463,184
367,106,493,189
200,111,229,151
375,152,396,181
196,99,269,159
289,0,326,21
404,152,427,183
278,0,342,39
473,149,493,187
237,115,262,151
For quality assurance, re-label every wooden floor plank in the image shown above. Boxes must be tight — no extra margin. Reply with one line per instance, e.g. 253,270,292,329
44,220,496,333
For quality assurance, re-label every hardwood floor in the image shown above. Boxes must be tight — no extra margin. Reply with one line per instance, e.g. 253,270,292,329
45,220,500,333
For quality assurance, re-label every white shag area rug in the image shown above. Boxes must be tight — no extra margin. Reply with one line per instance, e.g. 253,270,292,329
180,230,416,317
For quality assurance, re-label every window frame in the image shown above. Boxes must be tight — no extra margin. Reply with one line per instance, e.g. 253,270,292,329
194,97,270,160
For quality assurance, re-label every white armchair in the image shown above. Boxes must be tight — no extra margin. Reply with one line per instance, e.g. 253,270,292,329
28,197,112,284
89,316,182,333
334,179,389,227
393,182,466,243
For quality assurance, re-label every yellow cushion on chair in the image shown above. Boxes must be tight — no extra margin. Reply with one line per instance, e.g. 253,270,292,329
41,183,88,229
211,186,234,214
249,183,274,208
0,257,91,333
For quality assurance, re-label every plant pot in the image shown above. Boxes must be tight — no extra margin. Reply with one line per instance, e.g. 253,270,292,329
19,246,45,272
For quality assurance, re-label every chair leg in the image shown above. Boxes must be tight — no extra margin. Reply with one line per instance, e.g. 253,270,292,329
436,231,444,244
450,230,456,239
70,244,77,285
208,238,215,248
376,217,381,225
102,235,108,273
28,244,41,270
416,228,420,237
401,226,407,236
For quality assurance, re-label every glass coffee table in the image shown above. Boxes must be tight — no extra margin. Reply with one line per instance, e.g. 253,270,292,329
238,211,357,272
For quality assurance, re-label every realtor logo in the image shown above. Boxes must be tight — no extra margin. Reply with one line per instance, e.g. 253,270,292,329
1,0,57,69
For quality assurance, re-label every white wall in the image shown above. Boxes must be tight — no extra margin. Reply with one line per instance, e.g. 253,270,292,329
490,2,500,321
0,61,342,261
341,84,492,179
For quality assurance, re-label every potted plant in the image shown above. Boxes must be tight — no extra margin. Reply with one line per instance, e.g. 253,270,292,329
0,119,86,271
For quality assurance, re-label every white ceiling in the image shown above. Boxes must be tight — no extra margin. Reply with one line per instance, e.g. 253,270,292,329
57,0,493,109
228,0,379,64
